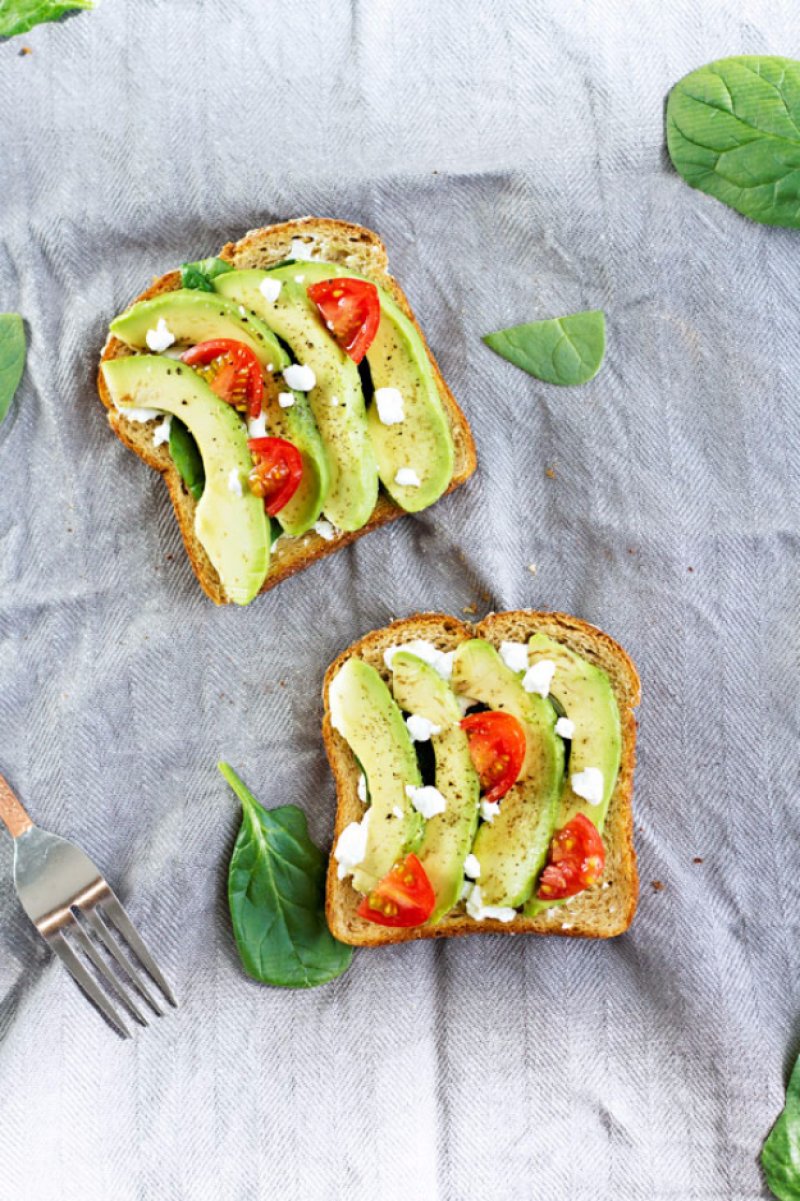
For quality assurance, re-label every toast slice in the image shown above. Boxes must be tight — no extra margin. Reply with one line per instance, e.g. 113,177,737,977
323,611,640,946
97,218,477,604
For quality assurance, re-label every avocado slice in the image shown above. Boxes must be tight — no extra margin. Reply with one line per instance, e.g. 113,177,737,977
216,269,377,532
287,262,455,512
110,289,288,370
390,651,480,922
101,355,269,605
329,658,423,893
523,633,621,917
451,640,564,910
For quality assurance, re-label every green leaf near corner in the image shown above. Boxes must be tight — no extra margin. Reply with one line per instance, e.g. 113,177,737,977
0,314,26,426
666,55,800,228
0,0,94,38
762,1053,800,1200
483,310,605,386
180,257,233,293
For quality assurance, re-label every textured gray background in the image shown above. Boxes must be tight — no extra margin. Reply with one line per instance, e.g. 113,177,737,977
1,1,798,1198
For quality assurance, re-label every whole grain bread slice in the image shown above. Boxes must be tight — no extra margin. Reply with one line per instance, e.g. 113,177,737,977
323,611,640,947
97,218,477,604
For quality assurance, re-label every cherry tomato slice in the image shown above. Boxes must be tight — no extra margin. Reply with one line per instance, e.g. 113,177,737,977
537,813,606,900
247,436,303,516
357,853,435,928
182,339,264,419
460,711,526,804
306,277,380,364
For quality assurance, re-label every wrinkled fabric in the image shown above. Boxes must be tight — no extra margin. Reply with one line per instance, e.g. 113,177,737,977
1,2,798,1198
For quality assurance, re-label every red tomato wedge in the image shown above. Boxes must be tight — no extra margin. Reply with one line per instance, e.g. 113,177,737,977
460,711,526,804
247,437,303,516
356,853,435,928
537,813,606,900
306,277,380,364
182,339,264,419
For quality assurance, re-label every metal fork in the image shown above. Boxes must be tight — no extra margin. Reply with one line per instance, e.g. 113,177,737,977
0,772,176,1038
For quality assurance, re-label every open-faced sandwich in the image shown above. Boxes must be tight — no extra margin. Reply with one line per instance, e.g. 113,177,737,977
98,219,476,605
324,611,640,945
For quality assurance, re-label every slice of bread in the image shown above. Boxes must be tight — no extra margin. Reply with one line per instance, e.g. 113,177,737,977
97,218,477,605
323,611,640,946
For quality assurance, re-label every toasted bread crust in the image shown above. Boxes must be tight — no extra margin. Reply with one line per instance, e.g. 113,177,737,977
323,612,640,946
97,219,477,605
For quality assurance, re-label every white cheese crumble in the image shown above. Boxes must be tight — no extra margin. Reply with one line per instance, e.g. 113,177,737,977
405,714,442,742
555,716,576,739
384,640,454,681
248,412,268,438
283,363,316,391
480,800,500,823
374,387,405,425
313,519,337,542
294,274,306,283
522,658,556,697
227,468,243,497
405,784,446,819
278,392,295,408
290,238,315,261
334,809,372,880
117,404,162,422
356,773,367,803
464,854,481,880
394,467,421,488
464,884,516,923
571,767,604,806
259,277,282,303
145,317,175,353
392,805,404,820
152,416,172,446
499,640,529,673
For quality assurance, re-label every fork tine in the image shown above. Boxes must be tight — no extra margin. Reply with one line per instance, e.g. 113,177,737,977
49,932,131,1039
102,896,177,1006
81,907,164,1016
69,921,148,1027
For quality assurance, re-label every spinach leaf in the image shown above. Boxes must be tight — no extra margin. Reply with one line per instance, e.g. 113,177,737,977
169,417,204,500
667,56,800,227
0,0,93,37
763,1054,800,1200
219,762,353,989
483,310,605,386
0,314,26,426
180,257,233,293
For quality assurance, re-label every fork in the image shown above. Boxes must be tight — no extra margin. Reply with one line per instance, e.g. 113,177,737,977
0,772,176,1038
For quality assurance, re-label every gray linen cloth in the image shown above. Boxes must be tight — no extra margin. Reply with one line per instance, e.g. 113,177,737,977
1,1,797,1197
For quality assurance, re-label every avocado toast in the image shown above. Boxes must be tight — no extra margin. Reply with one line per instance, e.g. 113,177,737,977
324,611,640,946
97,218,477,605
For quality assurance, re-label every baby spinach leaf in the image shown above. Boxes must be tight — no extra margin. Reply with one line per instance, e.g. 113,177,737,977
0,0,93,38
667,56,800,227
219,762,353,989
180,257,233,293
169,417,204,500
763,1053,800,1200
483,310,605,386
0,314,26,426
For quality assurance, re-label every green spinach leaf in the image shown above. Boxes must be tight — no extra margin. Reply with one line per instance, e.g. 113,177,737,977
169,417,204,500
180,257,233,293
763,1053,800,1200
219,762,353,989
483,310,605,386
0,0,93,38
667,56,800,227
0,314,26,425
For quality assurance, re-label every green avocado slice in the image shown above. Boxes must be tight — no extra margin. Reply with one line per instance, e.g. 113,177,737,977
268,262,455,512
215,269,376,532
101,355,269,605
451,640,564,910
110,289,288,370
523,633,621,918
329,658,423,894
390,651,480,923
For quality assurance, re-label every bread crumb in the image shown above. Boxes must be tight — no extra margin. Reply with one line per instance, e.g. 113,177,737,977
527,563,537,575
651,880,664,892
693,856,703,864
480,591,491,602
462,603,477,615
627,548,636,555
687,566,694,573
545,465,557,479
19,46,32,56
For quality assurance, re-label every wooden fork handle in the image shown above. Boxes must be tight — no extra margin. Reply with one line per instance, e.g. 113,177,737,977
0,774,34,838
